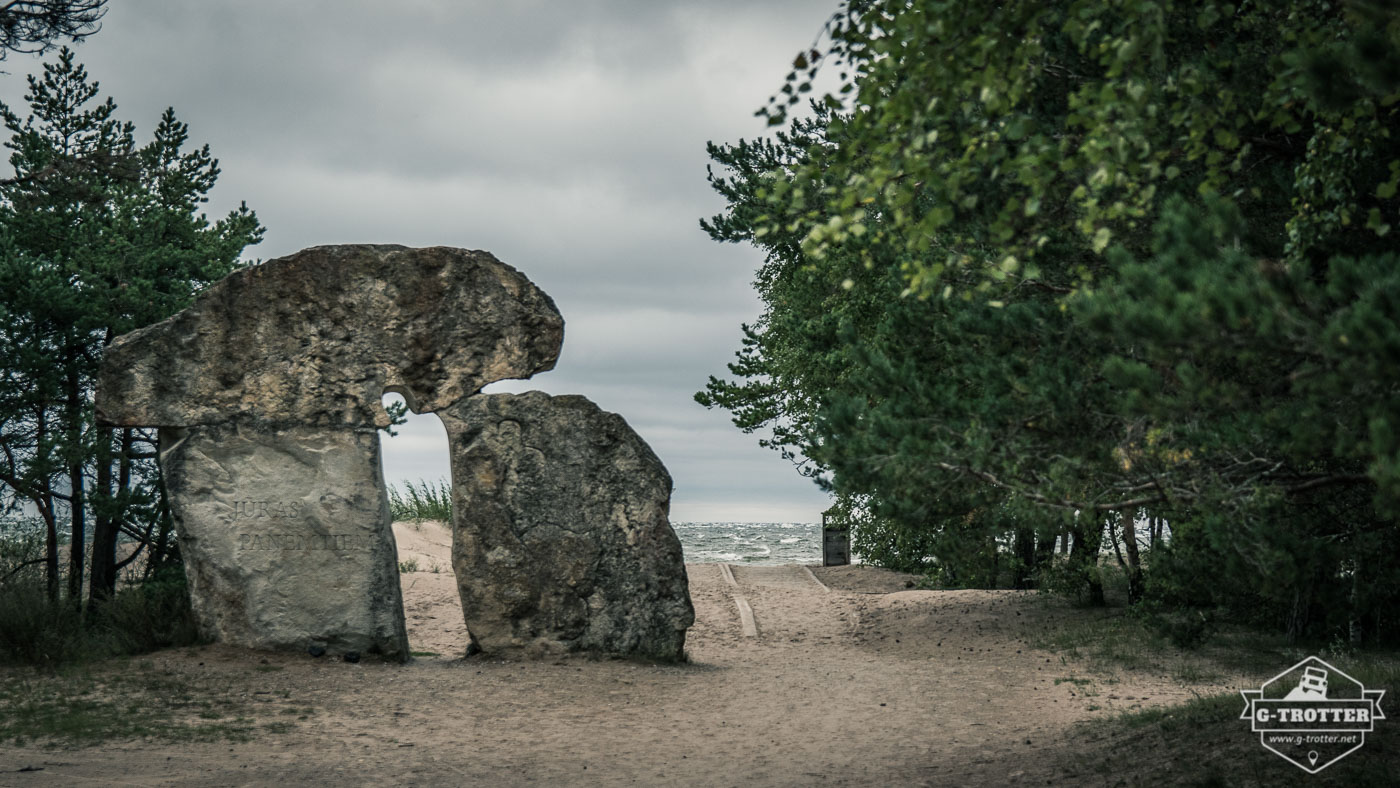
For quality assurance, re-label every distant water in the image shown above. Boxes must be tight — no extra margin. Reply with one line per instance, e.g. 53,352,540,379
672,522,821,565
2,518,829,565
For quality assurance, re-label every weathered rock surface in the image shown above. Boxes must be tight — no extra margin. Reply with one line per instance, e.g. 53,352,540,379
160,423,409,658
96,245,565,661
440,392,694,660
97,245,564,429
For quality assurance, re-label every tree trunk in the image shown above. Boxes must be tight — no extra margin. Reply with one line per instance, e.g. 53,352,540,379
1012,525,1036,589
1286,584,1311,643
36,406,60,602
66,459,84,602
144,431,177,580
1033,530,1056,580
88,425,117,604
42,485,59,602
986,532,1000,589
1070,521,1105,606
1107,519,1125,567
1349,554,1362,648
64,357,84,603
1121,509,1144,605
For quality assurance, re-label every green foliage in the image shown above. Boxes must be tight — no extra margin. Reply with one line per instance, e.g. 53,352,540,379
0,48,256,660
380,397,410,436
388,479,452,522
95,565,201,655
0,562,202,668
0,576,87,666
701,0,1400,641
762,1,1400,289
0,48,262,606
0,516,46,579
0,1,106,61
845,506,937,575
1039,556,1107,608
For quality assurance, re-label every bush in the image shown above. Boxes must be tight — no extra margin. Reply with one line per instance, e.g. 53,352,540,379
1038,556,1106,607
95,566,202,655
849,513,940,574
0,557,203,668
388,479,452,522
0,582,88,667
0,516,48,585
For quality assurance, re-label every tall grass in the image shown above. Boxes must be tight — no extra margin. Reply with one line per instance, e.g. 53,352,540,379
388,479,452,522
0,569,203,668
0,519,202,668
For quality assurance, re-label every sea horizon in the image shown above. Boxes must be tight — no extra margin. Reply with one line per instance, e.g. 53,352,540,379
670,521,831,566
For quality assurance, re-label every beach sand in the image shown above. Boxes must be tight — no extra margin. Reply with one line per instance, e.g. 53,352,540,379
0,521,1250,786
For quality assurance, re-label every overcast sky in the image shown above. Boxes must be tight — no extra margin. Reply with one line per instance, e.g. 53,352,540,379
0,1,838,522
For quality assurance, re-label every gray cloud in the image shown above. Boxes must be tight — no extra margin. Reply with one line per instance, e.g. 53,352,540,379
0,0,838,521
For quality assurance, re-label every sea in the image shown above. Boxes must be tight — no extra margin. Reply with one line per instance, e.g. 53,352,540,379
2,518,831,566
671,522,823,565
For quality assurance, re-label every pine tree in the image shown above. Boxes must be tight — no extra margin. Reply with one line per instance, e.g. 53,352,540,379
0,49,263,604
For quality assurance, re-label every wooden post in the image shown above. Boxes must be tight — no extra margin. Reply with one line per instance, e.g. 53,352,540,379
821,510,850,566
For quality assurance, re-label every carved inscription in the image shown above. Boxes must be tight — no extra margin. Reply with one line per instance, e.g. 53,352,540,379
230,500,306,520
236,533,372,551
227,500,370,552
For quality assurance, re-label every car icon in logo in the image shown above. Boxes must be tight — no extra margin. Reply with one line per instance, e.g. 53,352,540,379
1241,656,1385,773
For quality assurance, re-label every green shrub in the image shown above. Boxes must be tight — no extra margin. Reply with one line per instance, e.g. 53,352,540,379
0,517,48,585
388,479,452,522
848,511,939,574
0,582,88,667
95,566,202,655
0,560,202,668
1038,556,1107,607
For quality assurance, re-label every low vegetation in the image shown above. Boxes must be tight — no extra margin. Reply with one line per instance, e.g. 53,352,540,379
1034,599,1400,784
1062,673,1400,786
0,521,203,668
0,661,307,746
388,479,452,523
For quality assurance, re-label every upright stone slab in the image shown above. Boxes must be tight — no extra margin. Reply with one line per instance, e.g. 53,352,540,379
95,245,564,661
159,424,406,655
440,392,694,660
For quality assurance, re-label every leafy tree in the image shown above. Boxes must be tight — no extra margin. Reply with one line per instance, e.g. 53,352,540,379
0,49,263,605
702,1,1400,640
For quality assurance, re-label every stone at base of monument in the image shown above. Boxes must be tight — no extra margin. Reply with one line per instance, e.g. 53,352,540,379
160,423,410,661
441,392,694,661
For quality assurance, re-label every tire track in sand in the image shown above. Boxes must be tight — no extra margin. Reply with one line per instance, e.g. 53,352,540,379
724,564,840,644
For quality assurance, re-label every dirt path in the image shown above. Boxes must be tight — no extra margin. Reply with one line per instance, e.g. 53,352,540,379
726,564,844,642
0,532,1253,787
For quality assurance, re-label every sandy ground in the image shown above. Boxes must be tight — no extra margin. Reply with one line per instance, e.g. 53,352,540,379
0,522,1251,787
